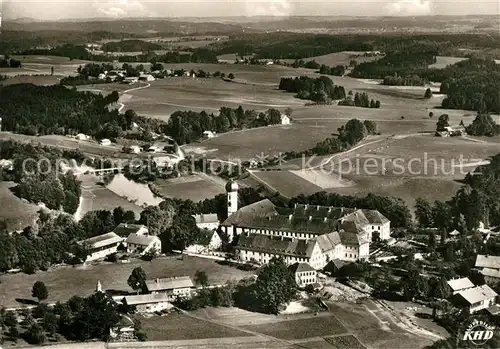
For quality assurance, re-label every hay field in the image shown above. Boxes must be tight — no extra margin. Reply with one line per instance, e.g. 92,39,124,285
280,51,381,66
428,56,469,69
154,174,225,202
0,182,40,231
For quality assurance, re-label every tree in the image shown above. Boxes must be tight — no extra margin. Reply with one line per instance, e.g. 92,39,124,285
424,88,433,99
415,198,433,227
436,114,450,132
195,270,209,287
429,111,434,118
3,310,17,328
284,107,293,118
375,100,381,108
25,323,46,344
428,231,436,252
249,257,297,314
42,311,58,336
228,73,235,80
51,66,54,76
32,281,48,302
127,267,147,294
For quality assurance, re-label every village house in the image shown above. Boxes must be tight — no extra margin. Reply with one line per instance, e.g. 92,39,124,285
78,232,122,262
193,213,219,230
475,254,500,285
202,130,216,139
76,133,90,141
280,114,291,125
221,181,389,269
186,229,222,254
125,233,161,255
145,276,195,299
148,144,163,153
447,277,475,295
123,77,139,84
124,145,142,154
139,73,155,82
456,284,498,314
120,293,173,313
100,138,111,146
109,315,135,340
288,262,317,288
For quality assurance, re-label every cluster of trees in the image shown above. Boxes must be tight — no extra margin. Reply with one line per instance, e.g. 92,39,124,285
441,71,500,114
290,59,321,69
165,106,289,145
466,113,500,136
278,76,346,103
20,44,93,61
156,49,218,64
0,206,136,273
0,140,84,213
176,257,297,314
0,56,22,68
382,74,427,86
60,63,116,86
0,84,164,140
102,40,163,52
350,51,436,81
318,64,346,76
289,191,412,228
415,151,500,232
338,91,381,108
283,119,378,161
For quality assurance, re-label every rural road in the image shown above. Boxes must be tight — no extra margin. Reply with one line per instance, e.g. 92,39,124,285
118,83,151,112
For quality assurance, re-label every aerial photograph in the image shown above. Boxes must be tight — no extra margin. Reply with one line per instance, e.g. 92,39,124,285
0,0,499,348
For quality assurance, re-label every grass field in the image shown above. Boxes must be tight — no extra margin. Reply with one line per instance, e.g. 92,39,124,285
280,51,381,66
154,174,225,202
0,255,252,307
428,56,469,69
0,182,40,231
242,315,348,340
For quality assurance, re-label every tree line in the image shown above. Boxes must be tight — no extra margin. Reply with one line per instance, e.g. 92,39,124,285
165,106,290,145
278,76,346,103
338,91,381,108
102,39,163,53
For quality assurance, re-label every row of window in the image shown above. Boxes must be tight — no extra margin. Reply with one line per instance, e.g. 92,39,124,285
299,271,316,276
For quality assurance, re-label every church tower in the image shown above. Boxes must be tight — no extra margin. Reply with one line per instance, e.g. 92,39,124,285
226,180,239,217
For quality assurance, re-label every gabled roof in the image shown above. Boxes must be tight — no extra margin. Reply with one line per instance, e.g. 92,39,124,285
113,223,147,237
360,209,390,224
126,233,159,247
458,285,497,305
193,213,219,224
222,199,278,227
236,233,316,258
115,315,135,328
145,276,194,292
123,293,172,305
289,262,316,273
316,232,341,252
475,255,500,270
79,232,122,250
447,277,475,292
481,268,500,279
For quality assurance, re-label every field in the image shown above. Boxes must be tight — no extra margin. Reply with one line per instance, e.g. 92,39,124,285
0,182,41,231
0,255,252,307
137,312,252,341
242,314,348,340
280,51,381,66
428,56,469,69
154,173,225,202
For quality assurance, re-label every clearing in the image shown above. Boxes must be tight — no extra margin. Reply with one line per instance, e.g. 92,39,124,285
0,182,41,231
153,173,225,202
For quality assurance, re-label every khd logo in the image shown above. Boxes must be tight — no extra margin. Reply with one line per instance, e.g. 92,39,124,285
462,319,495,346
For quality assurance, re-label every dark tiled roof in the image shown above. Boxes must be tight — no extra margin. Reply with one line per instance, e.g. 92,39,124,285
361,209,390,224
113,223,147,237
236,234,315,258
289,262,316,273
238,215,338,235
221,199,278,227
316,232,342,252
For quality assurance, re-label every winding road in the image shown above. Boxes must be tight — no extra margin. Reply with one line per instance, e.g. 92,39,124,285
117,83,151,112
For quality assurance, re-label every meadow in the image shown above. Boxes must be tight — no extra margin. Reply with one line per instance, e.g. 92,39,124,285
0,255,252,307
0,182,41,231
153,174,225,202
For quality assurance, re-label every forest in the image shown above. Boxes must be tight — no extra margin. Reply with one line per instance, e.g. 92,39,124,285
0,84,164,140
278,76,346,103
338,91,381,108
102,40,163,52
165,106,287,145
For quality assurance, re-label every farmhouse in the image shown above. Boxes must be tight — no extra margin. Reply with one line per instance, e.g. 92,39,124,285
125,233,161,255
125,145,142,154
78,232,122,262
145,276,195,299
186,229,222,254
447,277,475,295
123,77,139,84
222,181,389,269
139,73,155,82
109,315,135,340
203,130,216,139
280,114,290,125
475,254,500,285
288,262,317,288
76,133,90,141
100,139,111,146
193,213,219,230
120,293,173,313
456,284,497,314
113,223,149,237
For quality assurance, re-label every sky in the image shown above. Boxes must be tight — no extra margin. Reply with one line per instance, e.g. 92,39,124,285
2,0,499,20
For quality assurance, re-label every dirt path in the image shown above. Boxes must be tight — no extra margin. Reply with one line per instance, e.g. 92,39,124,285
118,83,152,112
